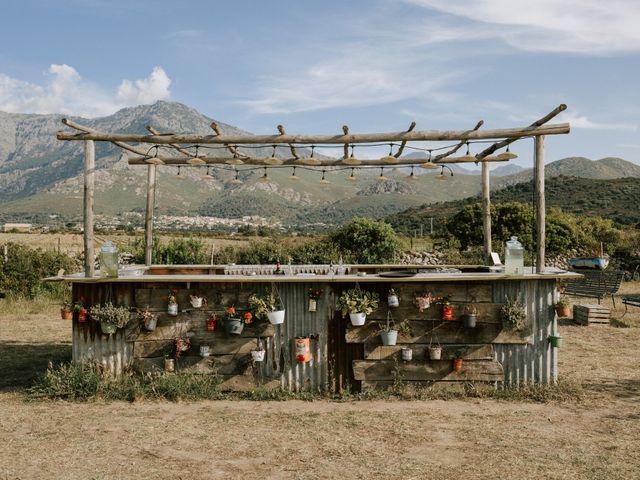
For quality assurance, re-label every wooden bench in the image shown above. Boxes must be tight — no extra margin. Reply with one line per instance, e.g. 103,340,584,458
563,270,624,308
622,296,640,317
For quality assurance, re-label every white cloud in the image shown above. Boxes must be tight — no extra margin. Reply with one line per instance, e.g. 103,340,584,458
559,112,637,130
0,64,171,117
405,0,640,54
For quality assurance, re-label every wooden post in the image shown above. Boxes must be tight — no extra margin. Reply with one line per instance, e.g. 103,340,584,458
535,135,545,273
83,140,95,277
481,161,492,264
144,164,157,266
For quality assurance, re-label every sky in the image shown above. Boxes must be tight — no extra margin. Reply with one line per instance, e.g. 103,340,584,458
0,0,639,167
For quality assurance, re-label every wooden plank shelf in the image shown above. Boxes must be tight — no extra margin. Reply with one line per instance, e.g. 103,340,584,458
364,344,494,361
367,302,502,323
352,359,504,382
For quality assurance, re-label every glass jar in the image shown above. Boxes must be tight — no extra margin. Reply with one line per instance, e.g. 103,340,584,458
505,236,524,275
99,241,119,278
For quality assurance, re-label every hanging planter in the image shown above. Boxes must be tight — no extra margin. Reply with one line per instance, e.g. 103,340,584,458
461,304,477,328
336,288,380,327
206,314,217,332
428,346,442,360
174,336,191,358
401,347,413,361
138,307,158,332
387,288,400,308
251,348,266,363
61,301,73,320
249,288,285,325
167,289,179,316
295,336,312,362
555,296,571,318
189,295,206,309
452,357,464,372
199,345,210,357
224,307,252,335
549,335,563,348
307,288,323,313
89,303,131,336
414,292,433,313
379,311,398,346
164,357,175,372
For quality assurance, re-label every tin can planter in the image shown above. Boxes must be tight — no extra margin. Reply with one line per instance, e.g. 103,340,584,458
428,346,442,360
461,313,477,328
308,299,317,312
189,296,205,309
387,294,400,308
295,337,311,362
167,303,178,316
61,309,73,320
144,316,157,331
206,317,217,332
225,318,244,335
401,347,413,361
164,358,175,372
380,330,398,346
452,358,464,372
441,306,453,321
199,345,210,357
78,309,88,323
349,312,367,326
251,349,266,362
549,335,563,348
266,310,285,325
100,322,117,335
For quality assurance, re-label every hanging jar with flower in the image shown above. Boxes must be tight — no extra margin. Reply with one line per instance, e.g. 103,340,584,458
435,296,453,320
74,297,88,323
167,289,178,316
307,288,323,312
206,313,217,332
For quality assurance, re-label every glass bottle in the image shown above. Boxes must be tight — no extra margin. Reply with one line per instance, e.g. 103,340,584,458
504,236,524,275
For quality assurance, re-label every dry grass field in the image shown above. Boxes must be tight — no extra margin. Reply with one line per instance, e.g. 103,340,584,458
0,285,639,479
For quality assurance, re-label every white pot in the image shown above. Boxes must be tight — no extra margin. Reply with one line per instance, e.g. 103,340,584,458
144,317,157,331
388,295,400,308
266,310,285,325
190,297,204,308
167,303,178,316
308,299,317,312
199,345,210,357
401,347,413,361
349,312,366,326
428,346,442,360
251,350,266,362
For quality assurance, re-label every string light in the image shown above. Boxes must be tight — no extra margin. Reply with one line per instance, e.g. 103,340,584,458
174,166,184,180
226,148,245,165
381,143,399,164
407,166,418,181
496,145,518,160
436,165,454,181
378,167,387,181
187,145,206,165
230,169,243,185
347,168,357,182
288,166,300,180
202,166,213,179
264,145,283,165
422,150,439,169
320,169,330,184
458,142,475,162
259,167,270,183
145,146,164,165
303,146,322,166
343,145,361,165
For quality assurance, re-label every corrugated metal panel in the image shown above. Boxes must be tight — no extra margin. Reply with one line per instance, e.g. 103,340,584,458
493,279,558,386
72,322,133,375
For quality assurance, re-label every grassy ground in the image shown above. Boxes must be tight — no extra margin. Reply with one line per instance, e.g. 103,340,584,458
0,285,639,479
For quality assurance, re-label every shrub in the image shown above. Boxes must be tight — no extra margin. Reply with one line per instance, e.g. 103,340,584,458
130,237,207,264
328,218,400,264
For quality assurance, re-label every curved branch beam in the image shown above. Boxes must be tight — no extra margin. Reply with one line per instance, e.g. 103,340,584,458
394,122,417,158
58,122,570,144
146,126,193,157
61,118,149,157
476,104,568,160
210,121,249,159
278,124,300,159
432,120,484,162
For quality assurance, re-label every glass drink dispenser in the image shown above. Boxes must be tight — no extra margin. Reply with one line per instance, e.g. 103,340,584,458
504,236,524,275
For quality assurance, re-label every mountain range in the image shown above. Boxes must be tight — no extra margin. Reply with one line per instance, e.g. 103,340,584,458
0,101,638,230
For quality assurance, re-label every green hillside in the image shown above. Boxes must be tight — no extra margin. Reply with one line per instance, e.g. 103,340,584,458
388,175,640,234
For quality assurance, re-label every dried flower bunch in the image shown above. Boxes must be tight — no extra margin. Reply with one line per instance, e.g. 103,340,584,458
89,303,131,328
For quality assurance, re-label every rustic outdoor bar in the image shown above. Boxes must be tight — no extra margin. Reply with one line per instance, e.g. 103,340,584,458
54,104,579,392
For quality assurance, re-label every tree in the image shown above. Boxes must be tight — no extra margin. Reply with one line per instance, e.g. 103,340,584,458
328,218,400,264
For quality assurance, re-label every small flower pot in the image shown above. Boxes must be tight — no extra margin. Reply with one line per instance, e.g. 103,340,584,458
308,299,317,312
380,330,398,346
461,313,477,328
199,345,210,357
167,303,178,316
349,312,367,326
251,350,266,362
164,358,175,372
78,309,88,323
441,306,454,321
428,346,442,360
266,310,285,325
61,309,73,320
225,318,244,335
555,305,571,318
144,317,157,331
549,335,563,348
452,358,464,372
206,317,217,332
401,347,413,361
190,297,204,308
101,322,117,335
388,294,400,308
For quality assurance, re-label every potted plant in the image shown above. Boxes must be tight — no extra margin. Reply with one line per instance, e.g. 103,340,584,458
336,288,380,326
251,339,266,362
549,334,563,348
138,306,158,331
414,292,432,312
387,288,400,308
461,304,477,328
174,336,191,358
60,300,73,320
452,351,464,372
500,297,526,331
249,291,285,325
164,356,175,372
307,288,323,312
74,297,87,323
206,313,217,332
401,347,413,361
89,303,131,335
379,313,398,346
435,296,453,320
555,296,571,318
189,294,206,309
167,289,179,316
224,306,253,335
428,343,442,360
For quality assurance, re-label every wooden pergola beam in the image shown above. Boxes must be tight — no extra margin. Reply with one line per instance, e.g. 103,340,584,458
57,122,570,144
432,120,484,162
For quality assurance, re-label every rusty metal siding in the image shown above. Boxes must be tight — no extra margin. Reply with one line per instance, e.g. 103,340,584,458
492,279,559,385
72,322,133,375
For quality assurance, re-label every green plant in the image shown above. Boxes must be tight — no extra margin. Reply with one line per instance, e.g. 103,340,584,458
556,295,570,307
500,297,526,331
248,292,282,319
61,299,73,310
89,303,131,329
336,289,380,317
130,237,207,265
328,217,400,264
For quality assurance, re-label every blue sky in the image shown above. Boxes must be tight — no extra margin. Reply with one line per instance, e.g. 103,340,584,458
1,0,639,166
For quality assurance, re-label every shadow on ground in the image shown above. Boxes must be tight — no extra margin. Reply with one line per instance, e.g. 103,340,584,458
0,342,71,391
